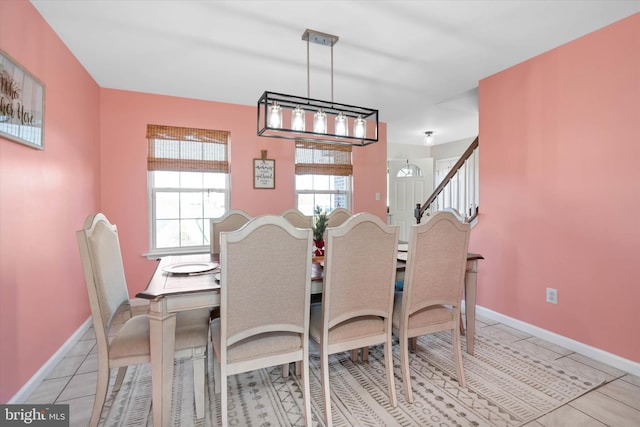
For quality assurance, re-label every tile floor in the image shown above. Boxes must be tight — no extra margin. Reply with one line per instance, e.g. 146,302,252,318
23,315,640,426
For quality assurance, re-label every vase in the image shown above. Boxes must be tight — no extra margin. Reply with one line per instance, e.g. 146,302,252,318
313,239,325,256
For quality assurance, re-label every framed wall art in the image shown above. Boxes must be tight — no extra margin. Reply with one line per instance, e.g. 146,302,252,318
253,150,275,189
0,49,45,150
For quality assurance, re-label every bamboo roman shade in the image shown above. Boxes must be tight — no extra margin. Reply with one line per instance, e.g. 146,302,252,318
147,124,229,173
294,141,352,176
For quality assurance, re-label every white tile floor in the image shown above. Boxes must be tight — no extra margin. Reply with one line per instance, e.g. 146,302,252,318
23,315,640,426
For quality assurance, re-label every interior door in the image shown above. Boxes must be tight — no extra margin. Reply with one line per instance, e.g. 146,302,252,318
388,159,433,242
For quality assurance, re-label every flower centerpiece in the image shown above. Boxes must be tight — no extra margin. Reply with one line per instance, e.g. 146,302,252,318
313,206,328,256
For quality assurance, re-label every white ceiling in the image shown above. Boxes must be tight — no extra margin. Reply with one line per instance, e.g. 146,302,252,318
30,0,639,146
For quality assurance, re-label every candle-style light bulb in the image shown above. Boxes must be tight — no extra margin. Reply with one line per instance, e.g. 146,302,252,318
291,106,305,131
268,102,283,128
353,115,366,138
313,109,327,133
335,112,348,136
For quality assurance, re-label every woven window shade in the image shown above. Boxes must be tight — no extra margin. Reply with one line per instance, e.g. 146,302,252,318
294,141,353,176
147,124,229,173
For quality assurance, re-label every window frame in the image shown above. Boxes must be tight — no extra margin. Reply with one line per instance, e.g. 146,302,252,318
146,171,229,257
294,140,353,216
295,174,352,215
145,124,230,258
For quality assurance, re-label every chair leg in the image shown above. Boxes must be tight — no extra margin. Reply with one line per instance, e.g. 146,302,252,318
410,337,417,351
451,329,466,388
221,371,229,427
112,366,127,392
213,352,221,395
281,363,290,377
400,332,414,404
384,337,398,407
350,348,359,362
90,363,110,427
320,346,333,426
301,349,312,426
362,346,369,362
192,347,206,419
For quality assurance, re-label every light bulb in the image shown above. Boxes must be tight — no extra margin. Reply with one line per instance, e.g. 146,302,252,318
291,106,305,131
353,115,366,138
424,131,434,145
313,109,327,133
268,102,282,128
335,112,348,136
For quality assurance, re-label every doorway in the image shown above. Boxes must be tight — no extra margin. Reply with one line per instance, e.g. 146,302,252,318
388,159,433,242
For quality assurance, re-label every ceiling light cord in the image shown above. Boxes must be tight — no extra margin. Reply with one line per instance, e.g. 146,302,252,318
307,38,310,98
331,43,334,103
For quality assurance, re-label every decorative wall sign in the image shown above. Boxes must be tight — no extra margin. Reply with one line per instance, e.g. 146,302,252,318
0,50,45,150
254,150,275,189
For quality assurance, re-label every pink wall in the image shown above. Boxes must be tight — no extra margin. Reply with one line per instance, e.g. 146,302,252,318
0,0,387,401
472,14,640,362
100,91,389,297
0,0,101,402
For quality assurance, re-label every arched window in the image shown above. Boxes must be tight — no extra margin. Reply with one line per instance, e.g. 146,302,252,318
396,164,423,178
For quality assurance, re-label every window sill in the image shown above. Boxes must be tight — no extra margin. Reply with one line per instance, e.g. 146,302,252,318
143,247,209,260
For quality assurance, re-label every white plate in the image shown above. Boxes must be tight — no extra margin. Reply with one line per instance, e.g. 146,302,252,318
163,262,218,274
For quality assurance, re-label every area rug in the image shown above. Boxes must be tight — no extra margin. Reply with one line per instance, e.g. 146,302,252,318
100,329,605,426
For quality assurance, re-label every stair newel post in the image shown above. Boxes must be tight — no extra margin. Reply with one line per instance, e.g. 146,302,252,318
414,203,423,224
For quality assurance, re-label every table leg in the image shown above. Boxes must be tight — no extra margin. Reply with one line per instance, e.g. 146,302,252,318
149,299,176,427
464,260,478,355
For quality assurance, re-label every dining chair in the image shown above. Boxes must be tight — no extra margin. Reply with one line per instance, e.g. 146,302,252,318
76,213,211,426
281,208,313,229
309,213,398,426
393,211,470,403
210,209,252,256
211,215,313,426
325,207,352,228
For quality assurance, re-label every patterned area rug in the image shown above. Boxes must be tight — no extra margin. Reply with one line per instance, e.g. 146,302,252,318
100,329,605,426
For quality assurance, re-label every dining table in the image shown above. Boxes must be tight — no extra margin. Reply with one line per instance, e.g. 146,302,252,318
137,250,483,426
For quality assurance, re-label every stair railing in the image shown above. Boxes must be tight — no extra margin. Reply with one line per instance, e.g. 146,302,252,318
416,136,479,224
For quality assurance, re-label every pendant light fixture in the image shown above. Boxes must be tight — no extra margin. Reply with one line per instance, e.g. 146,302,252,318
257,29,378,147
424,131,434,145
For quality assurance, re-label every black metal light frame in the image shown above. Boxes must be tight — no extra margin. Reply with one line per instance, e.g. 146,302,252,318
257,91,378,147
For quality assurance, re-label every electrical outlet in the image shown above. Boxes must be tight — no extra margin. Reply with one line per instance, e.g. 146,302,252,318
546,288,558,304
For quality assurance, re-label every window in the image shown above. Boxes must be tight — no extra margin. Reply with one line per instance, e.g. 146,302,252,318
295,141,352,215
396,163,423,178
147,124,229,254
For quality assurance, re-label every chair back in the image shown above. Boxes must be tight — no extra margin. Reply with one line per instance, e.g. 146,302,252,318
76,213,130,352
281,208,313,229
403,211,470,316
210,209,252,255
323,213,398,329
326,207,352,228
220,215,312,346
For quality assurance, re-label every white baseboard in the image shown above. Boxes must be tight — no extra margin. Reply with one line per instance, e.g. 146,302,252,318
476,305,640,377
9,317,92,404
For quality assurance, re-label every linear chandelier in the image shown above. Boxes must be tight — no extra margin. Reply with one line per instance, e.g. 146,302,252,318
257,29,378,147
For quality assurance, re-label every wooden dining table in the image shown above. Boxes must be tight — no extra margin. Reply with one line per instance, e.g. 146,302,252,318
137,251,483,426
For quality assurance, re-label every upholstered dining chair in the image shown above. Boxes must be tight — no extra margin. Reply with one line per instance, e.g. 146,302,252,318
309,213,399,426
211,215,313,426
281,208,313,229
210,209,252,256
393,211,470,402
76,213,211,426
325,207,352,228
